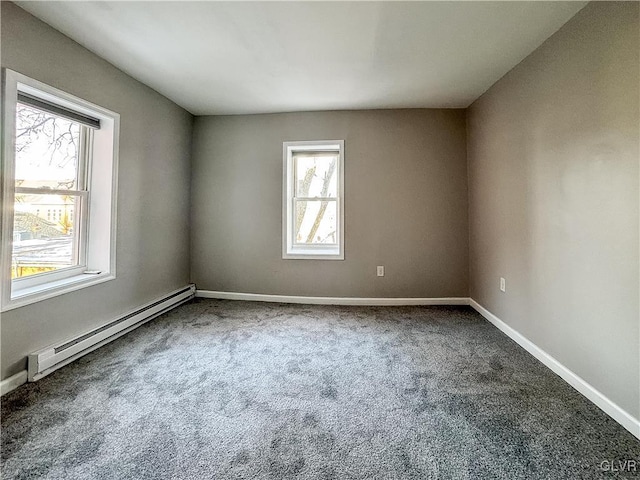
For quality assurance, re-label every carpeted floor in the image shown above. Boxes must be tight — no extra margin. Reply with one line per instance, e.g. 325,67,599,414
1,299,638,479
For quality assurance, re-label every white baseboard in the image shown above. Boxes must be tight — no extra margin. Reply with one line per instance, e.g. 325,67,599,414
4,290,637,440
196,290,471,306
0,370,27,396
470,299,640,440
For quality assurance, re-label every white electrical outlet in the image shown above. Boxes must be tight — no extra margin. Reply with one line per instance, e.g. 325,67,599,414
500,277,506,292
377,266,385,277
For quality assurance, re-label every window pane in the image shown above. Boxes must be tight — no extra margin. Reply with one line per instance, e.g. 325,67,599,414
295,153,338,198
15,103,81,190
295,200,337,245
12,193,81,279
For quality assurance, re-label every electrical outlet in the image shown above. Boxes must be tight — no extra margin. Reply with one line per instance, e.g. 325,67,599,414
377,266,385,277
500,277,506,292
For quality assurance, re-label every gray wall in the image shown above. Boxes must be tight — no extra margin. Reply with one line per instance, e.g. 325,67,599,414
191,110,468,298
467,2,639,418
0,3,193,379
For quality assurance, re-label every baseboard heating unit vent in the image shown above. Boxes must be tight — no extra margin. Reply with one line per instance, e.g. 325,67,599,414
28,284,195,382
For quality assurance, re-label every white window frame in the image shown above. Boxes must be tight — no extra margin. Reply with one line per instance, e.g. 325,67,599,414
282,140,344,260
1,69,119,312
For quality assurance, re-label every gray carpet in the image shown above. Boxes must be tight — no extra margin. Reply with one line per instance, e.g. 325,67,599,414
1,299,638,479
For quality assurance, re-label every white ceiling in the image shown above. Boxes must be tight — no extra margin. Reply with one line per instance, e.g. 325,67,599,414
17,1,586,115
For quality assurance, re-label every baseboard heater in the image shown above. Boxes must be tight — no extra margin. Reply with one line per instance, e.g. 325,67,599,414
28,284,196,382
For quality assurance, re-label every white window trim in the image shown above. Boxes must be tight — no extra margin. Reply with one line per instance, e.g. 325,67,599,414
282,140,344,260
1,69,119,312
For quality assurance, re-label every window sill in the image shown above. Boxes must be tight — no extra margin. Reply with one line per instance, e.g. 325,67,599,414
283,247,344,260
2,272,115,312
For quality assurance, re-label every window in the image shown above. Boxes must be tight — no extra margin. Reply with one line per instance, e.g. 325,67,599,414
283,140,344,259
1,69,119,311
